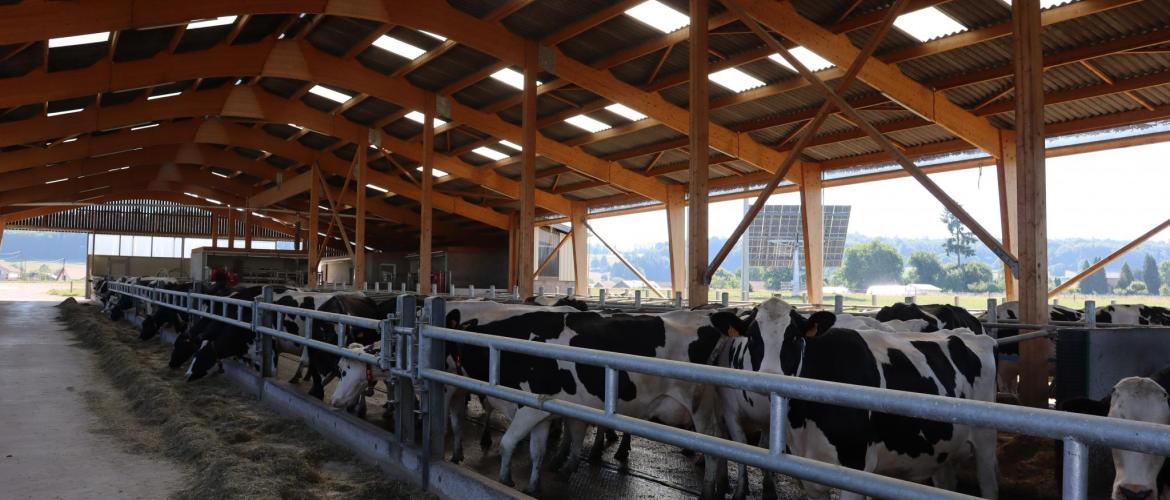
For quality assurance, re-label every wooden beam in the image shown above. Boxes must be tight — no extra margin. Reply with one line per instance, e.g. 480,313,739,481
1050,217,1170,297
665,186,686,298
244,210,253,249
1014,0,1051,409
997,132,1019,301
519,41,538,297
689,0,710,306
570,202,589,296
355,130,368,289
248,171,311,208
210,211,219,247
738,0,1002,156
309,163,320,287
534,231,571,277
420,94,435,294
800,162,824,305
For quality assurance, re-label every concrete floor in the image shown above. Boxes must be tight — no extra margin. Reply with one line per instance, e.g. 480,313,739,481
0,301,183,499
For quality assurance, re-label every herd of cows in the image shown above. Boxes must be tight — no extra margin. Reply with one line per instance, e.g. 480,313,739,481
91,276,1170,500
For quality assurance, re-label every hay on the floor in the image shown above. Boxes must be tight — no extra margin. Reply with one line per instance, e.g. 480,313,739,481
58,301,429,500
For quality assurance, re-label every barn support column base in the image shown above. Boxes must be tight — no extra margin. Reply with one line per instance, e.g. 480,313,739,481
799,163,824,305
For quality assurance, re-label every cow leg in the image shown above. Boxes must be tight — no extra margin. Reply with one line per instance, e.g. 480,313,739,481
498,407,551,488
524,418,552,495
478,396,494,451
614,432,631,462
755,432,778,500
289,347,309,383
998,359,1020,395
587,425,607,462
448,389,469,464
549,420,573,470
556,420,588,477
972,427,1000,499
725,417,751,500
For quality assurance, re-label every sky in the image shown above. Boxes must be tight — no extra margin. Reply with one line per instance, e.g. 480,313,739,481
589,140,1170,251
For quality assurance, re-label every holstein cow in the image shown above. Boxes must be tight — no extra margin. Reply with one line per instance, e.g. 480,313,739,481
875,302,985,334
140,281,193,340
1061,367,1170,500
1096,305,1170,326
719,298,998,500
442,300,740,497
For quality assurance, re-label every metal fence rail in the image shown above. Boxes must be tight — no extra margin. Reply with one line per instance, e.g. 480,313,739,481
107,283,1170,500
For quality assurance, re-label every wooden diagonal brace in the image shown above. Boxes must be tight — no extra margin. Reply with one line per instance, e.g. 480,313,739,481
724,0,1020,278
1049,216,1170,297
533,231,572,278
706,0,913,282
587,223,665,299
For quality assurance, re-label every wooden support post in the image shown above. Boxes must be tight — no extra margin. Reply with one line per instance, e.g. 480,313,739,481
507,213,519,289
688,0,711,306
210,211,219,248
800,162,824,305
420,96,436,294
518,41,538,297
666,185,687,298
227,208,236,249
1014,0,1050,408
309,163,320,287
570,203,589,296
243,210,253,249
355,130,368,289
0,221,5,253
997,131,1019,300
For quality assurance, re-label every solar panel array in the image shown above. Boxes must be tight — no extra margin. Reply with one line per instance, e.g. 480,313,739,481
745,205,851,268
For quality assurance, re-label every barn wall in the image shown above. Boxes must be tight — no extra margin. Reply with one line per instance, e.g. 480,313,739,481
91,255,189,278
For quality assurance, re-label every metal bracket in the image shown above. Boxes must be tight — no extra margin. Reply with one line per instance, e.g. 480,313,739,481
538,45,556,74
436,95,451,120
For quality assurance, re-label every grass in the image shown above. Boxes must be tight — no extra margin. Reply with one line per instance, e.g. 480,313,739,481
56,299,429,500
47,287,85,297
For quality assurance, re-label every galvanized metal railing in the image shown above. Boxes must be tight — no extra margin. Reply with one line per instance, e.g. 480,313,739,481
411,295,1170,500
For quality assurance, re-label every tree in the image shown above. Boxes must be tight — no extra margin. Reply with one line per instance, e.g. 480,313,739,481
1127,281,1148,296
1079,258,1110,294
906,250,945,285
940,210,976,267
837,240,904,291
1118,262,1135,290
710,268,740,290
942,262,995,292
1144,254,1162,296
761,266,793,291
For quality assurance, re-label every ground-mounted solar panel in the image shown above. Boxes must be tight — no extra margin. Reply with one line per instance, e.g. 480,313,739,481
745,205,851,268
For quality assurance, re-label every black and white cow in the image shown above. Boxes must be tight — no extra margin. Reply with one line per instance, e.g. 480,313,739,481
140,281,193,340
1096,305,1170,326
720,298,998,500
442,301,740,496
875,302,984,334
989,301,1083,394
1061,367,1170,500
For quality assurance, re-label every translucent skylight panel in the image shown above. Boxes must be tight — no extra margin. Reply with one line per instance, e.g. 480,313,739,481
1000,0,1073,8
625,1,690,33
130,123,159,131
212,172,231,178
372,35,426,60
205,198,223,205
308,85,352,104
709,68,765,93
416,166,450,177
45,178,69,185
893,7,967,42
366,184,389,193
188,16,237,29
147,91,181,101
499,140,522,151
769,47,835,73
47,108,84,117
420,30,447,41
472,147,509,161
491,68,529,90
565,114,611,133
405,111,447,127
48,32,109,48
605,103,647,121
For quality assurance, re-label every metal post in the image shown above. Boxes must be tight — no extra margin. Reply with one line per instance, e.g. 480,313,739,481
954,296,960,306
1085,300,1097,329
260,286,274,378
905,296,915,305
1052,298,1059,306
871,294,877,306
1063,438,1089,500
567,286,574,297
603,366,618,415
769,392,787,455
555,286,560,295
490,285,496,298
375,282,381,291
634,290,641,308
470,285,476,297
416,282,421,294
488,347,500,386
335,321,346,347
722,291,729,307
402,282,407,293
599,288,607,307
419,296,448,488
393,294,417,444
834,295,844,314
513,285,520,299
674,292,683,309
538,286,545,297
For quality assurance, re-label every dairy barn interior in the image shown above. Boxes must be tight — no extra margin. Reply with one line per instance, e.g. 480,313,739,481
5,0,1170,499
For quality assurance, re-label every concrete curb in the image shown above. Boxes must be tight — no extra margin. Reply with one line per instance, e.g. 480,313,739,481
154,322,529,500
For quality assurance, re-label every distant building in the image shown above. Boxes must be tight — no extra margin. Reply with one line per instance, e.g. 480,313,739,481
0,261,20,280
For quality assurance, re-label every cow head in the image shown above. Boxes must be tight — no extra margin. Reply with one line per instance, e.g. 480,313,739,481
140,316,159,341
749,298,832,375
186,340,217,382
330,344,375,409
1109,377,1170,500
169,332,199,368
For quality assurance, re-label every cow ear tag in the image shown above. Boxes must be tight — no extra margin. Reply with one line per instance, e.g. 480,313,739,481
726,325,740,337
